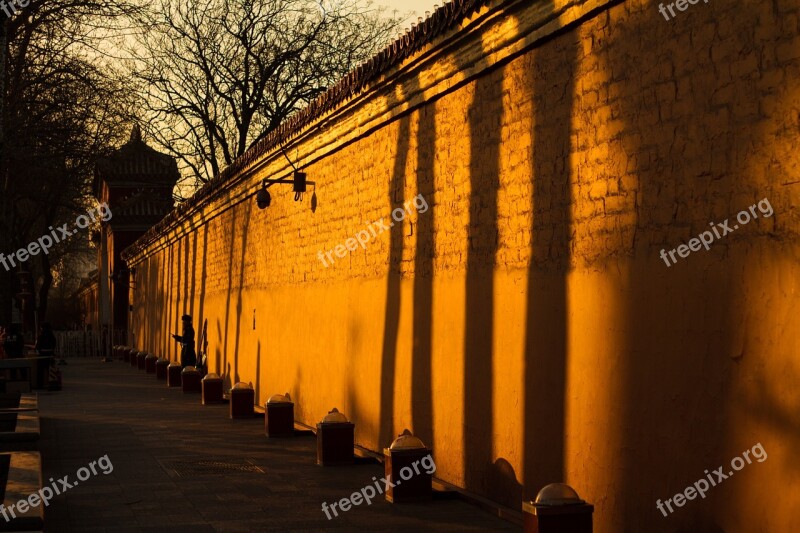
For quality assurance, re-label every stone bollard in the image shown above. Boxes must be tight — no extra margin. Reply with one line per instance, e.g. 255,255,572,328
155,358,170,380
128,348,138,366
265,393,294,438
523,484,594,533
316,408,354,466
145,354,158,374
136,351,148,371
384,430,433,503
167,363,182,387
230,382,254,419
201,373,224,404
181,367,202,393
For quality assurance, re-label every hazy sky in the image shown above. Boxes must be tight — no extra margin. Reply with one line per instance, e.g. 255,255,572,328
377,0,442,27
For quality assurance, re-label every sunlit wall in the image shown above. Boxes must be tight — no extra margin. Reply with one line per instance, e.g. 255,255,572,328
125,0,800,530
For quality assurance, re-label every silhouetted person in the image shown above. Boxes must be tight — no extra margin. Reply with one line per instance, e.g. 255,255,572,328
172,315,197,367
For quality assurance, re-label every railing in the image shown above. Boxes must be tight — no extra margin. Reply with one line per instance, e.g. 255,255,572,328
54,330,129,359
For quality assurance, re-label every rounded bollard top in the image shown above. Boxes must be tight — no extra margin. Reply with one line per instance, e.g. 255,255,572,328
232,382,253,390
145,353,158,359
202,373,221,381
533,483,585,507
138,351,148,356
320,408,348,424
182,366,199,373
389,429,426,450
267,393,292,404
168,361,182,367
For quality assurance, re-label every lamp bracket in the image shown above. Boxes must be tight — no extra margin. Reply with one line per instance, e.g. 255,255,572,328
261,173,316,193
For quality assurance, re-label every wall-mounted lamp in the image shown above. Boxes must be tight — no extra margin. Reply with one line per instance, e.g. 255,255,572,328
109,267,137,289
256,186,272,209
255,171,315,210
256,141,316,210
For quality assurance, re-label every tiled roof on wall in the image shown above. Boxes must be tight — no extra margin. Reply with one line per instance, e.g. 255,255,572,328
213,0,489,187
122,0,490,260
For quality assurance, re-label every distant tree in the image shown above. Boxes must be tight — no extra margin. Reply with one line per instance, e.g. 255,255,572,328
0,0,141,325
129,0,401,191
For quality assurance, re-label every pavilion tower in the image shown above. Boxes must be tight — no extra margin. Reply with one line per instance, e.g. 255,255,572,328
93,125,179,342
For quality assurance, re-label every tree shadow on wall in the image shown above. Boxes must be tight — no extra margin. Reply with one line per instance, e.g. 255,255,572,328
378,70,437,455
218,203,251,388
377,112,411,449
463,50,502,501
147,256,165,354
412,91,436,449
522,2,576,504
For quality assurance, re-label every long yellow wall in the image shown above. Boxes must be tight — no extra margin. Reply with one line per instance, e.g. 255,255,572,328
125,0,800,530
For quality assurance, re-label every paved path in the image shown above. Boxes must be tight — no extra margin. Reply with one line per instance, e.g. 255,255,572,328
37,359,516,532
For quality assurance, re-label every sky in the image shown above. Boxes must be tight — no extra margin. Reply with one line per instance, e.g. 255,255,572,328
377,0,442,28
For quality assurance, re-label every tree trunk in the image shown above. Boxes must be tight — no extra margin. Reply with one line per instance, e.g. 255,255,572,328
36,252,52,325
0,272,12,325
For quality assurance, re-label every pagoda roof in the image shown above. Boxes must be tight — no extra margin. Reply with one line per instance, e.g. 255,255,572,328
94,126,180,195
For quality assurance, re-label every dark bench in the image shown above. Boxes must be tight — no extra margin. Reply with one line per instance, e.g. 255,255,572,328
0,411,39,453
0,451,44,531
0,393,42,530
0,358,53,393
0,394,39,453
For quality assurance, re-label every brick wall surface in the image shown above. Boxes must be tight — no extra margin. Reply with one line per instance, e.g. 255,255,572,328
126,0,800,531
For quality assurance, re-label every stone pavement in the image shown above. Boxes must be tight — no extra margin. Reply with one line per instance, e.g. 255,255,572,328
36,359,517,532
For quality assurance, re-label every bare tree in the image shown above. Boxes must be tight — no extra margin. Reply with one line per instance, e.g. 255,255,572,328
0,0,141,324
7,54,133,322
129,0,401,190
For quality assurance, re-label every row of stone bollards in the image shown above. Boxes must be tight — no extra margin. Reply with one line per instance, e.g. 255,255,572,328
112,345,442,506
112,345,595,530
